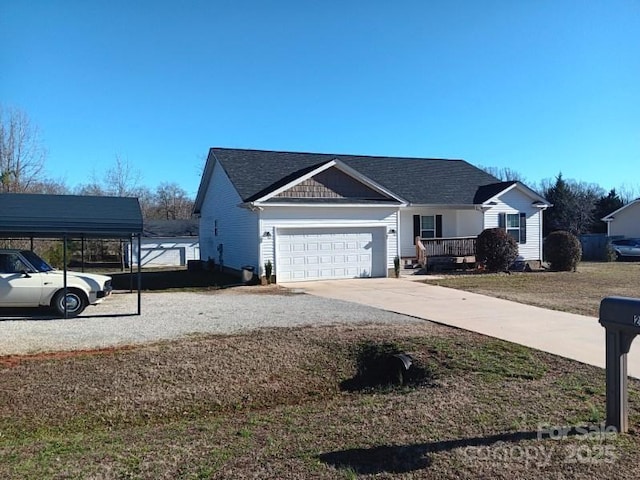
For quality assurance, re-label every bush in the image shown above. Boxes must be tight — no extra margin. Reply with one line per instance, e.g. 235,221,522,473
602,242,617,262
476,228,519,272
544,230,582,271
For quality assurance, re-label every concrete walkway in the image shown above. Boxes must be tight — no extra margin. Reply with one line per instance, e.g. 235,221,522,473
282,276,640,378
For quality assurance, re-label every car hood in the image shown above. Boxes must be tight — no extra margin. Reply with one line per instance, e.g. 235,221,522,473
47,270,111,284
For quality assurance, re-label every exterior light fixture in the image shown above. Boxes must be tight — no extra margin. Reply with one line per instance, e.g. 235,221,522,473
262,231,272,238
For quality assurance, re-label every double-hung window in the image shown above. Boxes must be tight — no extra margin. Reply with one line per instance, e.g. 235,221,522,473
499,212,527,244
420,215,436,239
413,214,443,243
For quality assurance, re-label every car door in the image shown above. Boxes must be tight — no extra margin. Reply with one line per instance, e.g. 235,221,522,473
0,253,44,307
615,240,631,256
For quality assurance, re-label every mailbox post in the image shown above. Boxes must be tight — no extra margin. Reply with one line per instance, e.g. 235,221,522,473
599,296,640,433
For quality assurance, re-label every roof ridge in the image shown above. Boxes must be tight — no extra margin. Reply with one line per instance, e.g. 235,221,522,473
210,146,465,163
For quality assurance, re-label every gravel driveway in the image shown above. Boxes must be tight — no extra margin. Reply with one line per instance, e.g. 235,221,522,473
0,288,423,356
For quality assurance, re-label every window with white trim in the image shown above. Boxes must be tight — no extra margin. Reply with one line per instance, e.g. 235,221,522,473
506,214,521,242
500,212,527,244
420,215,435,239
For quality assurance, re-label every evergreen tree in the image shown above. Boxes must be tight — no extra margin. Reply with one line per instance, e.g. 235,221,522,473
591,189,624,234
543,173,603,236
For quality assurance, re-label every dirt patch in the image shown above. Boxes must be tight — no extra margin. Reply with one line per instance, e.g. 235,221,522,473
0,345,137,368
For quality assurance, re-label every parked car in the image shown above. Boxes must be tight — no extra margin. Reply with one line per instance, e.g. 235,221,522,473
0,249,112,317
611,238,640,261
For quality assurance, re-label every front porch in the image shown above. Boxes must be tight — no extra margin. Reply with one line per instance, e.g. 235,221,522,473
404,236,477,272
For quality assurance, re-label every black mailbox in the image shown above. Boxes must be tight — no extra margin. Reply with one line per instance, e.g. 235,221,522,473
600,296,640,333
599,296,640,433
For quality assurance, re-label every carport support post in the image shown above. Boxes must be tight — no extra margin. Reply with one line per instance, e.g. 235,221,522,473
63,235,68,319
137,233,141,315
604,328,635,433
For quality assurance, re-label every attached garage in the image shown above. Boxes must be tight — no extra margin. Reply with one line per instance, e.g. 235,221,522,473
275,227,387,282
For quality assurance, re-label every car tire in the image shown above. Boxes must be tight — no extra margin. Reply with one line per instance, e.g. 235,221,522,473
52,289,88,317
615,252,623,262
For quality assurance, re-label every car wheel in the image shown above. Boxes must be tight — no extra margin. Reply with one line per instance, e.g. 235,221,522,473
52,289,87,317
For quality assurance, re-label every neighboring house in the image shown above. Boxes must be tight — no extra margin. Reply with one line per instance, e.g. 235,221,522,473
602,199,640,239
127,219,199,268
193,148,549,282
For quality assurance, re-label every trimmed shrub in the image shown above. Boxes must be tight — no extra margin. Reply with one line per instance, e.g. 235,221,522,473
544,230,582,271
476,228,519,272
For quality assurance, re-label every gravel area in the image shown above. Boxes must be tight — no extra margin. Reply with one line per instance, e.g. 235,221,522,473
0,288,423,355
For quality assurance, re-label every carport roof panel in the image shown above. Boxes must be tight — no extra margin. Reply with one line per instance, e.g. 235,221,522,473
0,193,143,237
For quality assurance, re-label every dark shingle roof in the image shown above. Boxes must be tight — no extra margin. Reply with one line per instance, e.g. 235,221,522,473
473,181,518,204
195,148,513,208
0,193,143,238
143,219,199,237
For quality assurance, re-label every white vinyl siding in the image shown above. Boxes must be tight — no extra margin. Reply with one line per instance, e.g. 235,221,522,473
484,188,543,261
126,238,199,267
198,163,259,271
607,202,640,238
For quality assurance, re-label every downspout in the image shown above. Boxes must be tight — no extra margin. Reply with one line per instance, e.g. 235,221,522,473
258,208,263,277
396,207,401,261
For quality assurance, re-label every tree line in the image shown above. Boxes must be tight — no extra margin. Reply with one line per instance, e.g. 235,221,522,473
0,106,194,220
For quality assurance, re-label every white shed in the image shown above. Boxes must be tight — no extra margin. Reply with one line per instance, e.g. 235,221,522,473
127,219,199,268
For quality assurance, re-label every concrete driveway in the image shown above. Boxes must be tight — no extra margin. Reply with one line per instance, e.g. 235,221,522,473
282,276,640,378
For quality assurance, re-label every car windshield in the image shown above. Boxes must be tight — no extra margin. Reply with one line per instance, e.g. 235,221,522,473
20,250,54,272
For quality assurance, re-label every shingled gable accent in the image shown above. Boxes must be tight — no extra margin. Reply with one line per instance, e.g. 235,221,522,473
253,159,405,205
273,166,387,200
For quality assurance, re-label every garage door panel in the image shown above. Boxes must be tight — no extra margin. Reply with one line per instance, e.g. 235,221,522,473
276,227,385,282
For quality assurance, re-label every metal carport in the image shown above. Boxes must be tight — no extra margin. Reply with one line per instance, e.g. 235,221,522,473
0,193,143,316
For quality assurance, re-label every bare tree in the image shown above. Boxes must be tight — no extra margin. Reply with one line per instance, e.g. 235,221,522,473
617,183,640,204
74,182,106,196
478,165,527,183
150,182,194,219
0,106,47,192
104,155,142,197
30,178,70,194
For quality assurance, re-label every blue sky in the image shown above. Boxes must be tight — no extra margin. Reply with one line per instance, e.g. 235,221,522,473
2,0,639,197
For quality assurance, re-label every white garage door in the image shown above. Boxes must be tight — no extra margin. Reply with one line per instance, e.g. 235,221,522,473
276,227,386,282
140,247,184,267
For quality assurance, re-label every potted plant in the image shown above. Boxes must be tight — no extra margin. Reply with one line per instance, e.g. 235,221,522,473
264,259,273,284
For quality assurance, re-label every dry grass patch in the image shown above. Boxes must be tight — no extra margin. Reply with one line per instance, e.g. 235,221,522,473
428,262,640,317
1,323,640,479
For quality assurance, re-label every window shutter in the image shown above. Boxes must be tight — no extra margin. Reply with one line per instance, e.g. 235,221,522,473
435,215,443,238
498,213,506,230
413,215,420,244
519,212,527,244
